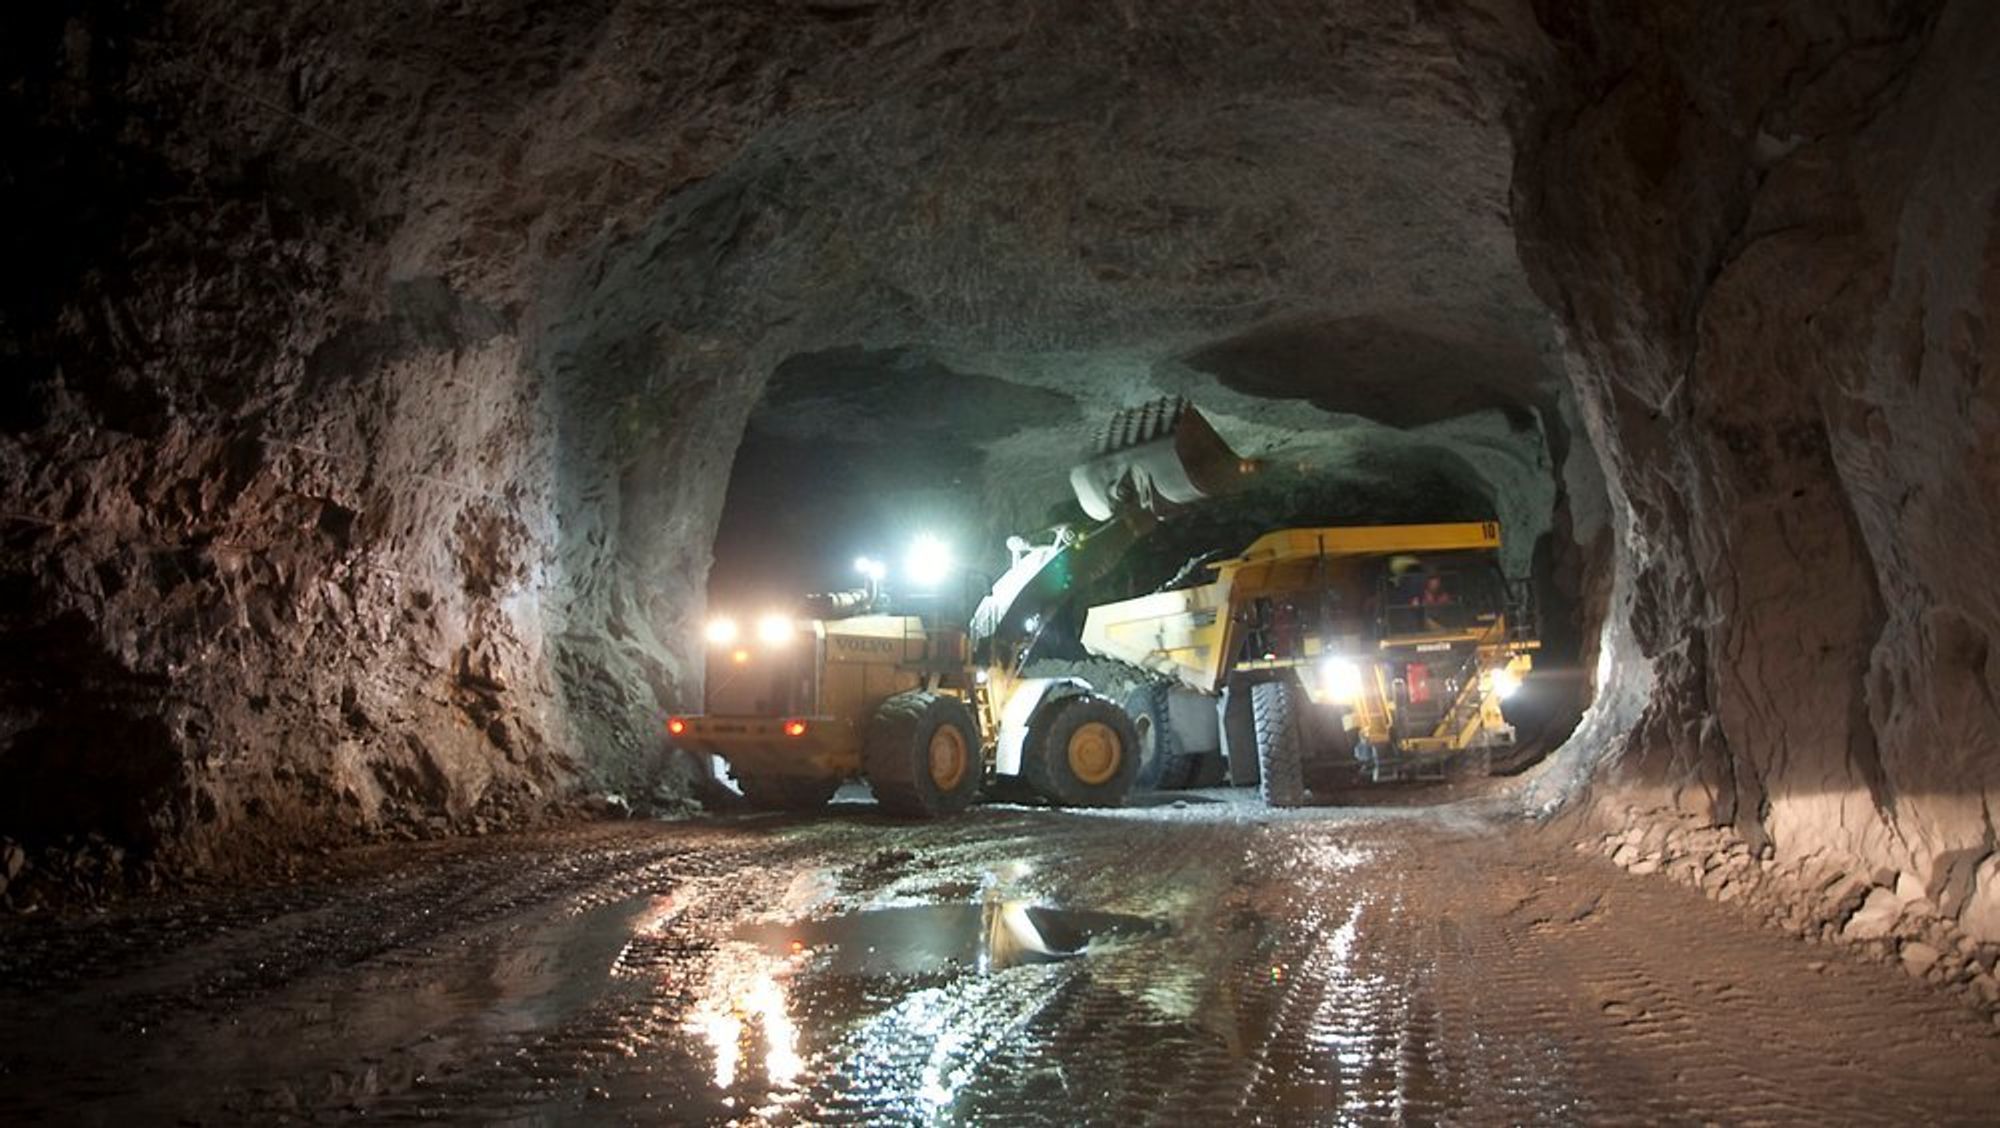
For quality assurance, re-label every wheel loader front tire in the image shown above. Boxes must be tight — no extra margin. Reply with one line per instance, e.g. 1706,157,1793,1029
735,773,841,813
1252,680,1307,808
1125,684,1201,790
1024,694,1141,808
864,691,982,818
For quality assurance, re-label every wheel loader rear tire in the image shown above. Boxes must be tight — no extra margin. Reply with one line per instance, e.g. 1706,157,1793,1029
864,691,982,818
1125,684,1201,791
1024,694,1141,808
735,773,841,813
1252,680,1307,808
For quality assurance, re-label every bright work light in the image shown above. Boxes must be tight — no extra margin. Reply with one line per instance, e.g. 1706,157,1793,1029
904,534,955,589
756,613,795,645
1491,669,1523,700
1320,657,1365,704
704,617,739,645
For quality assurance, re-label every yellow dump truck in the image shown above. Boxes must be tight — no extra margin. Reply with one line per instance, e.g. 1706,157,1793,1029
1083,521,1537,805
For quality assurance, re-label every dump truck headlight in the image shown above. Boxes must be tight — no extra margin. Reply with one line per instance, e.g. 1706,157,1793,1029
1491,669,1522,700
756,613,795,646
1320,658,1365,703
705,617,739,645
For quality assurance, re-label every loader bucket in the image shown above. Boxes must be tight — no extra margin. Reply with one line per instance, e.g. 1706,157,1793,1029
1068,398,1254,521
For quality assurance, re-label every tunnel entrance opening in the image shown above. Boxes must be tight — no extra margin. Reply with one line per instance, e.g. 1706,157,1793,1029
707,346,1081,610
702,328,1598,810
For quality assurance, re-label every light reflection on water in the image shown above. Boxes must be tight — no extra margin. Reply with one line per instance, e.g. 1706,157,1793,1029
684,942,807,1094
672,895,1167,1105
731,900,1164,977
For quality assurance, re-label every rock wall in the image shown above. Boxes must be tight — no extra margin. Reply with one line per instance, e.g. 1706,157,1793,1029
0,1,727,881
1481,0,2000,975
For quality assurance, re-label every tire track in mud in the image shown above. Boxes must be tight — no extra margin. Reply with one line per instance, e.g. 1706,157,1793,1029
0,825,710,1001
1412,842,2000,1127
1418,850,1683,1124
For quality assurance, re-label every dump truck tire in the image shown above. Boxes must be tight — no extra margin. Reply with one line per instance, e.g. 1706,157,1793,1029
864,691,982,818
735,773,841,812
1024,694,1141,807
1252,680,1307,808
1125,684,1201,790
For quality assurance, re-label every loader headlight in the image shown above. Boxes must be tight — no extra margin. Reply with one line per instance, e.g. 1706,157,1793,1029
756,613,795,646
1491,669,1522,700
1320,658,1365,704
704,617,739,645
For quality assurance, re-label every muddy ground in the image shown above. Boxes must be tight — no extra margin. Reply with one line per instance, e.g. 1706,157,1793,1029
2,791,1996,1126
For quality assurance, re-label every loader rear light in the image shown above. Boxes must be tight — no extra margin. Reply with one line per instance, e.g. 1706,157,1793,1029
783,720,808,738
731,649,751,665
667,717,687,737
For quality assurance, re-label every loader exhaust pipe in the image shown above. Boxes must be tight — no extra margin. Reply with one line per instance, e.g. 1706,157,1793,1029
1068,397,1257,521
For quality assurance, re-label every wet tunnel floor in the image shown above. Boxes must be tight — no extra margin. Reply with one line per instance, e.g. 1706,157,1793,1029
2,798,1996,1126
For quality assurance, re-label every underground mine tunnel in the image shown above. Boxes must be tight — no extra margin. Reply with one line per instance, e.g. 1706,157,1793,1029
2,1,1998,1122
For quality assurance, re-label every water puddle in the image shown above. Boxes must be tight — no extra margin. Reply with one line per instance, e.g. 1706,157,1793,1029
733,901,1168,975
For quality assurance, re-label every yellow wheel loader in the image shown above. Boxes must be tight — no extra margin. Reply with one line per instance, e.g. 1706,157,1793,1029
1081,522,1539,806
666,397,1255,818
668,600,1145,817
